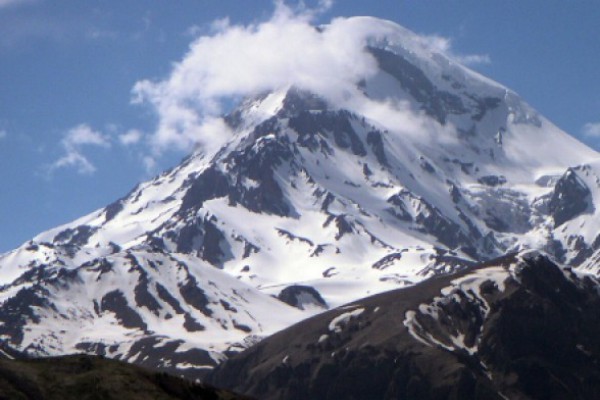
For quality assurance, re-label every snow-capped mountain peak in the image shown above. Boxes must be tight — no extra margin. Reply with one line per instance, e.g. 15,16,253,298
1,16,599,376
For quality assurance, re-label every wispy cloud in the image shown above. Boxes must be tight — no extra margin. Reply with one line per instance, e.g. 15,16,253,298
118,129,143,146
419,34,491,66
583,122,600,138
142,155,157,174
86,28,118,41
49,124,110,175
455,53,492,66
0,129,6,139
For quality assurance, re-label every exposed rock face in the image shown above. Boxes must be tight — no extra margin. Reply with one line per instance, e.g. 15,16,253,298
209,252,600,400
277,285,328,311
548,168,592,227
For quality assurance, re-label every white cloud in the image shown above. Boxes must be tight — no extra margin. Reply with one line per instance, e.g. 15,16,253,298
118,129,143,146
0,130,6,139
142,155,157,174
132,2,484,155
133,5,399,153
583,122,600,138
419,34,490,66
63,124,110,147
50,124,110,175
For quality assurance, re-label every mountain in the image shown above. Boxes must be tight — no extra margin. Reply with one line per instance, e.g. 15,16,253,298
208,251,600,400
0,249,303,379
1,16,600,376
0,353,253,400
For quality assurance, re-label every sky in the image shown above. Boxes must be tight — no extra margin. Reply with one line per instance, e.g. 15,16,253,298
0,0,599,252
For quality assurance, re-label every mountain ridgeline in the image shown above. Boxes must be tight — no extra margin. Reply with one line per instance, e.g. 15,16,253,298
0,16,599,392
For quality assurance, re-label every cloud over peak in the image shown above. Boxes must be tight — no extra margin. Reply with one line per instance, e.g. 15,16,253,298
131,2,491,156
132,10,392,153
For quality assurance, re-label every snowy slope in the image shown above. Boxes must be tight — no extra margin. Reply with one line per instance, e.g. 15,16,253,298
1,16,600,375
0,248,303,377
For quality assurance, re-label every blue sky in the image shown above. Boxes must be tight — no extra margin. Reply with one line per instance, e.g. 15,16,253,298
0,0,599,252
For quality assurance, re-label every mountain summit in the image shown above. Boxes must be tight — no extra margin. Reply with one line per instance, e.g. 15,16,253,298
1,17,599,376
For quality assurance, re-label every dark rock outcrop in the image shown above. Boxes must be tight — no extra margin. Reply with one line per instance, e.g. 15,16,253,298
277,285,328,310
209,253,600,400
548,169,592,227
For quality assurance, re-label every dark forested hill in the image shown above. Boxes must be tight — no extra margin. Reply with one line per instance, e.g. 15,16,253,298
0,354,252,400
